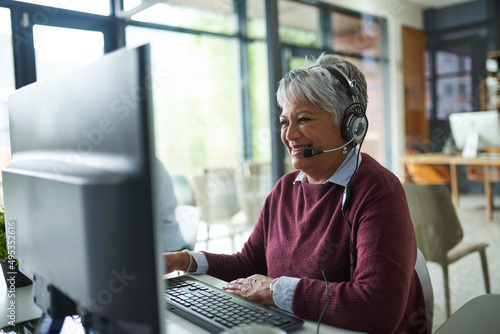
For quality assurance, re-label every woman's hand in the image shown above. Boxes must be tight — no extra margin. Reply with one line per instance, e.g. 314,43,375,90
223,274,275,306
163,251,198,274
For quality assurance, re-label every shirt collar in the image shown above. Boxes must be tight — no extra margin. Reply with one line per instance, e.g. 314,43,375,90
293,148,362,187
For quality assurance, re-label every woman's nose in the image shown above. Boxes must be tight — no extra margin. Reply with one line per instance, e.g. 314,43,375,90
285,123,300,142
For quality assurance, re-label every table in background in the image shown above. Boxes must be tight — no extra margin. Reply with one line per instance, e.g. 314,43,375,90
400,153,500,221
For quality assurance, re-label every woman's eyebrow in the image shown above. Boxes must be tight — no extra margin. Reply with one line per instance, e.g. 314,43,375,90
294,110,315,117
280,109,315,119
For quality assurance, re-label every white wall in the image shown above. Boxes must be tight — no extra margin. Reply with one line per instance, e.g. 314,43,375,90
324,0,425,176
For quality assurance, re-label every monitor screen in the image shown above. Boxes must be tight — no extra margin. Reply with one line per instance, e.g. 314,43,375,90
2,44,165,333
448,110,500,151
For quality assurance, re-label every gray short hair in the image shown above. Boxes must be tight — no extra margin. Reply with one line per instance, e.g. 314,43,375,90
276,53,368,128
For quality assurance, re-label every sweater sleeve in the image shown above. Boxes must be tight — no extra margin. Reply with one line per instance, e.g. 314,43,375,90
291,170,421,333
202,206,270,282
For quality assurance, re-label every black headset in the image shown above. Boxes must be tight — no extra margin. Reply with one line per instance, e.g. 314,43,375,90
323,67,368,146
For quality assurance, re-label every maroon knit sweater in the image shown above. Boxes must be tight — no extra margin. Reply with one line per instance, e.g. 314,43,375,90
204,153,427,334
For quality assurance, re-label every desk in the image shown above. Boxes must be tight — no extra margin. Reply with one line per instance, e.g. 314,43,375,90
400,153,500,221
0,276,42,328
0,273,363,334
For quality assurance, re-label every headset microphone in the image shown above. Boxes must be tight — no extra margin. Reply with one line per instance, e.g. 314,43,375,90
302,149,323,158
302,138,355,158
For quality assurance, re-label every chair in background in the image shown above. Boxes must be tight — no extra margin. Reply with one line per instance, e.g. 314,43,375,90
192,168,241,250
402,183,491,318
175,205,201,251
465,147,500,210
234,174,272,227
466,147,500,182
239,161,274,227
244,160,296,176
405,149,451,185
171,175,196,206
243,161,271,177
415,248,434,332
434,294,500,334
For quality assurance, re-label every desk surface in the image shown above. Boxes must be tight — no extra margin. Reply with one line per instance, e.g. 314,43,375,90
0,273,362,334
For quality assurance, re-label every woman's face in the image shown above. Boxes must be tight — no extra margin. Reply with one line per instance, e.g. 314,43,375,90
280,100,346,182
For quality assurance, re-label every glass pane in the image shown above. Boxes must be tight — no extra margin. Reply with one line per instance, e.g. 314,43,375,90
332,12,383,59
123,0,141,11
126,26,240,178
248,41,271,163
278,0,319,48
14,0,110,16
247,0,266,39
33,25,104,80
0,7,15,205
429,50,473,120
289,56,307,70
130,0,237,35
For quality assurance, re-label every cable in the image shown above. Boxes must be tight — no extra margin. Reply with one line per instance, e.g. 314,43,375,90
315,137,364,334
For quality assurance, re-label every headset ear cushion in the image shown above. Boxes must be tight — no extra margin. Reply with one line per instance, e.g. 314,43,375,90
342,112,368,144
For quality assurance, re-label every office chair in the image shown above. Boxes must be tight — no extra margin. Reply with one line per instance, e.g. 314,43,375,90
192,168,241,251
405,149,450,185
402,183,491,318
234,174,272,227
465,147,500,209
171,175,196,206
176,205,201,251
415,249,434,332
434,294,500,334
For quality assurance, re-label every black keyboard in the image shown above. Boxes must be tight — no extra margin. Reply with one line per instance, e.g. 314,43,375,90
165,276,304,333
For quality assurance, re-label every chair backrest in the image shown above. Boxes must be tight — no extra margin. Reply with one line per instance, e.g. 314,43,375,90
402,183,463,266
171,174,196,206
192,168,240,223
434,294,500,333
175,205,201,250
415,248,434,332
466,147,500,182
235,174,272,226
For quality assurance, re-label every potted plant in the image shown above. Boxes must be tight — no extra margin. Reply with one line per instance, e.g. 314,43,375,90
0,205,31,287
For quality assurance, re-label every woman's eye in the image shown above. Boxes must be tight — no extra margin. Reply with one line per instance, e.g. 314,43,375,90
298,118,309,124
280,120,289,127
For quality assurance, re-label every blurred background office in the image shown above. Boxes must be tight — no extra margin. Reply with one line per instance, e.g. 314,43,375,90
0,0,499,331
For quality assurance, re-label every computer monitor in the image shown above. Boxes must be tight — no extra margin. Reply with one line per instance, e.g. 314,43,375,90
2,44,165,333
449,110,500,152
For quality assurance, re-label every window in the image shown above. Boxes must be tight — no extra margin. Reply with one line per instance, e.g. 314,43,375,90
430,50,472,120
128,0,237,35
126,26,241,177
248,41,271,163
0,7,15,205
278,0,320,48
33,25,104,80
14,0,110,16
331,12,383,59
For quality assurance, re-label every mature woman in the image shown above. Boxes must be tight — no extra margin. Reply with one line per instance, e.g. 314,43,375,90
164,54,427,334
